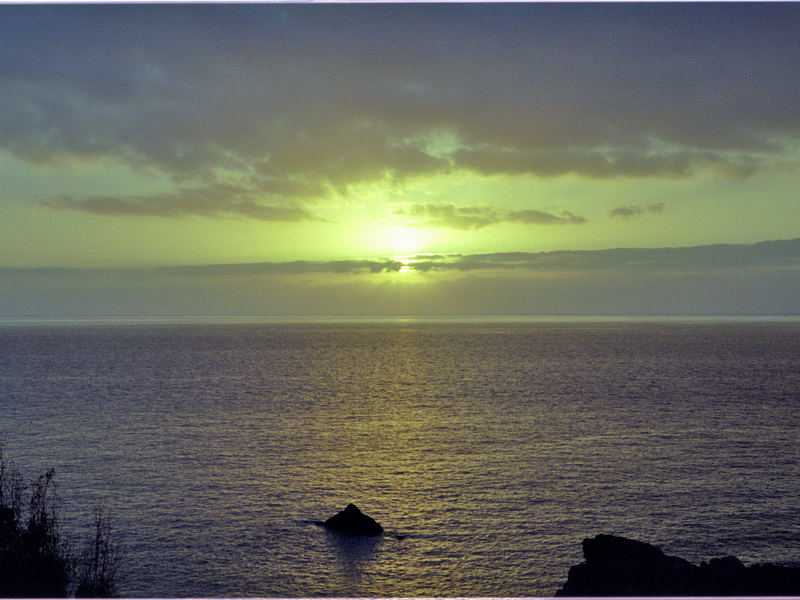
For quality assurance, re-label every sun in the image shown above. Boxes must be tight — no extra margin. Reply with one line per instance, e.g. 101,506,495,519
372,224,430,257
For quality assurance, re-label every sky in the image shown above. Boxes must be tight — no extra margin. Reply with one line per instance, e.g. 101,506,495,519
1,3,799,317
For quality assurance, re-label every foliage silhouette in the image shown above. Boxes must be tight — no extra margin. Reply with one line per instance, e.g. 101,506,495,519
0,442,121,597
74,507,121,598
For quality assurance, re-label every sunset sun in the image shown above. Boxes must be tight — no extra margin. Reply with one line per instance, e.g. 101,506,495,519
371,223,431,258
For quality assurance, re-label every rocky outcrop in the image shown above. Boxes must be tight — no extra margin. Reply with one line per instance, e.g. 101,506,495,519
320,504,383,536
556,534,800,596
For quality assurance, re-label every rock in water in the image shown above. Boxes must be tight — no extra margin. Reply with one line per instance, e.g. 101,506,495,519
322,504,383,536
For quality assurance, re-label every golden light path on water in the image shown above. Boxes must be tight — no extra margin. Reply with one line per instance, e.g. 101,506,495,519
1,322,798,596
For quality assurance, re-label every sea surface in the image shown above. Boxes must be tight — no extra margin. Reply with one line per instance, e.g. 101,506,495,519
0,319,798,597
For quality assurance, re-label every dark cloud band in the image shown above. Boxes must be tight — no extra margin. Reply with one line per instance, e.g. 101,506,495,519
608,203,666,221
2,3,798,210
40,185,322,221
5,237,795,279
394,203,587,230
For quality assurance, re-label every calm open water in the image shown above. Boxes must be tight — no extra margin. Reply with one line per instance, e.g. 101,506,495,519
0,319,798,597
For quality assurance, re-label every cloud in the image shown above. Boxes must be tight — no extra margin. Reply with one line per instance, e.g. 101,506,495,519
40,184,323,221
451,146,695,179
394,204,499,230
1,2,798,211
411,237,800,273
255,121,451,193
394,203,586,230
450,145,778,181
165,259,405,276
2,238,799,317
507,210,586,226
608,203,666,221
7,237,794,280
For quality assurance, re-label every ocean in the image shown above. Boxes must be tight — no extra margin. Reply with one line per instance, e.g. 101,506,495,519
0,318,798,597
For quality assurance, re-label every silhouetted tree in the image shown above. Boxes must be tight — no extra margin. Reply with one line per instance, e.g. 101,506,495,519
74,507,121,598
0,442,121,597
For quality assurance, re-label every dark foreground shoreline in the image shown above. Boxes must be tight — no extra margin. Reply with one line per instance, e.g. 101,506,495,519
556,534,800,596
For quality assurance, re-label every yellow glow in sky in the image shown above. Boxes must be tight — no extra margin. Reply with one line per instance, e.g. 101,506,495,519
361,223,435,258
2,3,800,318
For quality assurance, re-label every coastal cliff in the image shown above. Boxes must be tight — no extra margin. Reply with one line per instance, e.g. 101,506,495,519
556,534,800,596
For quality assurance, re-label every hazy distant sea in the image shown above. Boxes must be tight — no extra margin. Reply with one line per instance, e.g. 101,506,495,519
1,319,798,597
